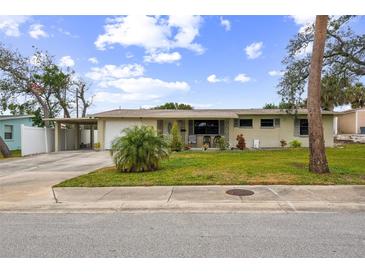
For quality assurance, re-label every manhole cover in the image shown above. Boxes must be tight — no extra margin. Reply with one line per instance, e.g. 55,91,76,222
226,189,254,196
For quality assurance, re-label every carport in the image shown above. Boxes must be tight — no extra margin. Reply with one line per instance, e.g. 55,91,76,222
45,117,98,152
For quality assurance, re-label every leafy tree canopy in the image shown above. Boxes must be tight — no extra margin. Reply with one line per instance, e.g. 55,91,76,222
278,16,365,111
262,101,302,109
0,44,92,126
152,102,193,110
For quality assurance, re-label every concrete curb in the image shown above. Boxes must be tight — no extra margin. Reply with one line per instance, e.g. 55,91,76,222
1,201,365,213
1,185,365,213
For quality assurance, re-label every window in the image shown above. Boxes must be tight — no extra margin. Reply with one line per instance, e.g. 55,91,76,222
260,119,274,128
299,119,309,136
4,125,13,140
194,120,219,134
239,119,253,128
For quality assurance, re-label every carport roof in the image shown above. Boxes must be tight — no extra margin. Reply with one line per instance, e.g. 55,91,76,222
44,117,97,124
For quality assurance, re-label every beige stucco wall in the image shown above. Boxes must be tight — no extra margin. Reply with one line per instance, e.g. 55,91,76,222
337,112,356,134
98,115,334,149
357,110,365,133
228,115,334,148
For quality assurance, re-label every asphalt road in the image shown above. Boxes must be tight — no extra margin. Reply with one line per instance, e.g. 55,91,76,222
1,212,364,257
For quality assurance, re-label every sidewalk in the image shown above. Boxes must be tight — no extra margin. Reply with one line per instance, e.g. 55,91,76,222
1,185,365,213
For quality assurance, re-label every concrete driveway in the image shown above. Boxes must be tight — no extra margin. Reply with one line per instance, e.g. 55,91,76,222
0,151,112,207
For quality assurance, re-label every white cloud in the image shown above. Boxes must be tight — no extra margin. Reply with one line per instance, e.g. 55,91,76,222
290,15,316,26
28,24,48,39
95,15,204,54
87,63,190,103
99,77,189,94
245,42,263,59
144,51,181,64
168,15,204,54
268,70,285,77
289,15,315,33
86,64,144,81
0,16,29,37
59,56,75,67
220,17,231,31
93,78,189,103
88,57,99,64
234,73,251,83
206,74,228,83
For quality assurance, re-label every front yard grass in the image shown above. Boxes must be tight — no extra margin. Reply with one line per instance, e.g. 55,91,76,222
56,144,365,187
0,150,21,160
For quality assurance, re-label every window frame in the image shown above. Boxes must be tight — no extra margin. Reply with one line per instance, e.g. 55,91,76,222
260,119,275,128
4,124,13,140
239,119,253,128
299,119,309,136
193,120,219,135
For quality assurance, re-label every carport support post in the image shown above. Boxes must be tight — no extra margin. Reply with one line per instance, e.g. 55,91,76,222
97,119,105,150
75,124,80,150
55,121,61,152
90,124,94,150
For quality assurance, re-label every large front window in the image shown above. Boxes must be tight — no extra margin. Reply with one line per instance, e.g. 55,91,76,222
194,120,219,134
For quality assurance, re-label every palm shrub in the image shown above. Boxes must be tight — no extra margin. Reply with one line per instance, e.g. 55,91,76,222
111,126,170,172
289,139,302,148
170,121,183,152
214,136,229,150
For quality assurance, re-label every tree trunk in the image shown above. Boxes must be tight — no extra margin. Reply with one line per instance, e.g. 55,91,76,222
0,136,11,158
307,15,330,173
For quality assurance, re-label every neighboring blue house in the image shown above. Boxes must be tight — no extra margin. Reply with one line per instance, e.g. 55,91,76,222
0,115,34,150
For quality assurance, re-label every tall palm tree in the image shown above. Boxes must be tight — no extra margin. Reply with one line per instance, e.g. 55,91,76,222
307,15,330,173
320,75,349,111
347,83,365,109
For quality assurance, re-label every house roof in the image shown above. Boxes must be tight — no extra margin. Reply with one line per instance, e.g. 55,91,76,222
92,108,334,119
0,115,34,121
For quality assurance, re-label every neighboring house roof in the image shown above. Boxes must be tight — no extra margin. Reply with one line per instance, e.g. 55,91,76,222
0,115,34,121
335,108,365,115
92,108,334,119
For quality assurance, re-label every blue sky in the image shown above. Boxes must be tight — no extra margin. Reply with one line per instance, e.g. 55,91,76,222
1,15,363,113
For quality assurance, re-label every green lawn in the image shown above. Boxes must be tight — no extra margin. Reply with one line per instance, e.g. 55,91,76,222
0,150,21,160
56,144,365,187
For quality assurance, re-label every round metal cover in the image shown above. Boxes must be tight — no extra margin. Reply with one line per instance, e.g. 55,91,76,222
226,189,254,196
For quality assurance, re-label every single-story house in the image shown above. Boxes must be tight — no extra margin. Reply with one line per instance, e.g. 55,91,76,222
0,115,34,150
336,108,365,134
47,109,334,151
